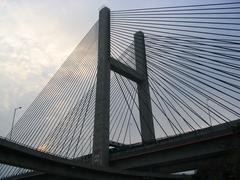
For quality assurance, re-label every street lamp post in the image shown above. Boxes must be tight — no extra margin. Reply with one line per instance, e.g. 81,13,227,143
10,106,22,140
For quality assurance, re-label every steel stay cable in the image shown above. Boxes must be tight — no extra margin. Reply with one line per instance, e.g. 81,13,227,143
146,41,240,65
111,36,234,123
111,23,240,45
147,66,230,124
68,79,124,157
9,34,97,144
147,53,240,116
110,49,139,140
33,56,97,152
67,75,134,154
7,51,91,141
51,98,95,156
50,85,96,155
111,33,240,111
142,53,205,130
114,72,144,140
145,37,240,69
115,79,136,142
147,49,240,98
147,51,240,105
49,85,93,155
110,78,133,134
147,59,240,119
111,16,240,20
110,78,131,135
111,20,240,32
63,100,95,157
111,45,182,134
149,81,183,134
146,45,240,92
69,83,96,157
146,47,240,98
111,29,240,59
145,34,240,55
110,32,240,91
72,80,96,157
68,79,124,156
45,89,90,154
111,18,240,26
112,28,239,62
28,54,97,156
111,48,140,142
149,76,208,129
111,2,240,13
112,46,169,137
10,22,99,145
110,25,240,45
149,73,223,127
111,76,137,141
111,6,240,14
39,46,98,153
122,90,137,144
116,49,199,130
62,75,97,156
9,37,97,148
65,78,96,157
110,32,240,87
111,29,240,66
147,64,230,124
44,50,98,151
13,58,94,148
148,80,182,134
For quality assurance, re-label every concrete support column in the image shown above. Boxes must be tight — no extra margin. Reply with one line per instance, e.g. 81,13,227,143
134,31,155,143
92,7,110,167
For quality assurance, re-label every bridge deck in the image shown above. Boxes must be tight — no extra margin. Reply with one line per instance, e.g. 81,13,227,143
109,119,240,172
3,119,240,179
0,136,184,180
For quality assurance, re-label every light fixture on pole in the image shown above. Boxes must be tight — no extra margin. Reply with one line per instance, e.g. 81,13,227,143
10,106,22,140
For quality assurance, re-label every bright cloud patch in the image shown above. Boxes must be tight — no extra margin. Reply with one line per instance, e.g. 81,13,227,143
0,1,79,136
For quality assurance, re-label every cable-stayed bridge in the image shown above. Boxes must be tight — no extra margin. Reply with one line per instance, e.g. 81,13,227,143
0,2,240,179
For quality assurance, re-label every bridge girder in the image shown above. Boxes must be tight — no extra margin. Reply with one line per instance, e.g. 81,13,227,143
0,138,183,180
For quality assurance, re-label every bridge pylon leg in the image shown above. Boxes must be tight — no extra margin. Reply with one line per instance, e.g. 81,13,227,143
134,31,156,143
92,7,111,167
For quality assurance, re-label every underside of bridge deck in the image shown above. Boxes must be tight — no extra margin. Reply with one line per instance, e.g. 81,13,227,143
2,119,240,179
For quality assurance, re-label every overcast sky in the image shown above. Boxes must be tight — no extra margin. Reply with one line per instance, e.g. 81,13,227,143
0,0,229,136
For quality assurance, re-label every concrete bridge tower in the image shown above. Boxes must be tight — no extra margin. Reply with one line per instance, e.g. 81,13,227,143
92,7,155,167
